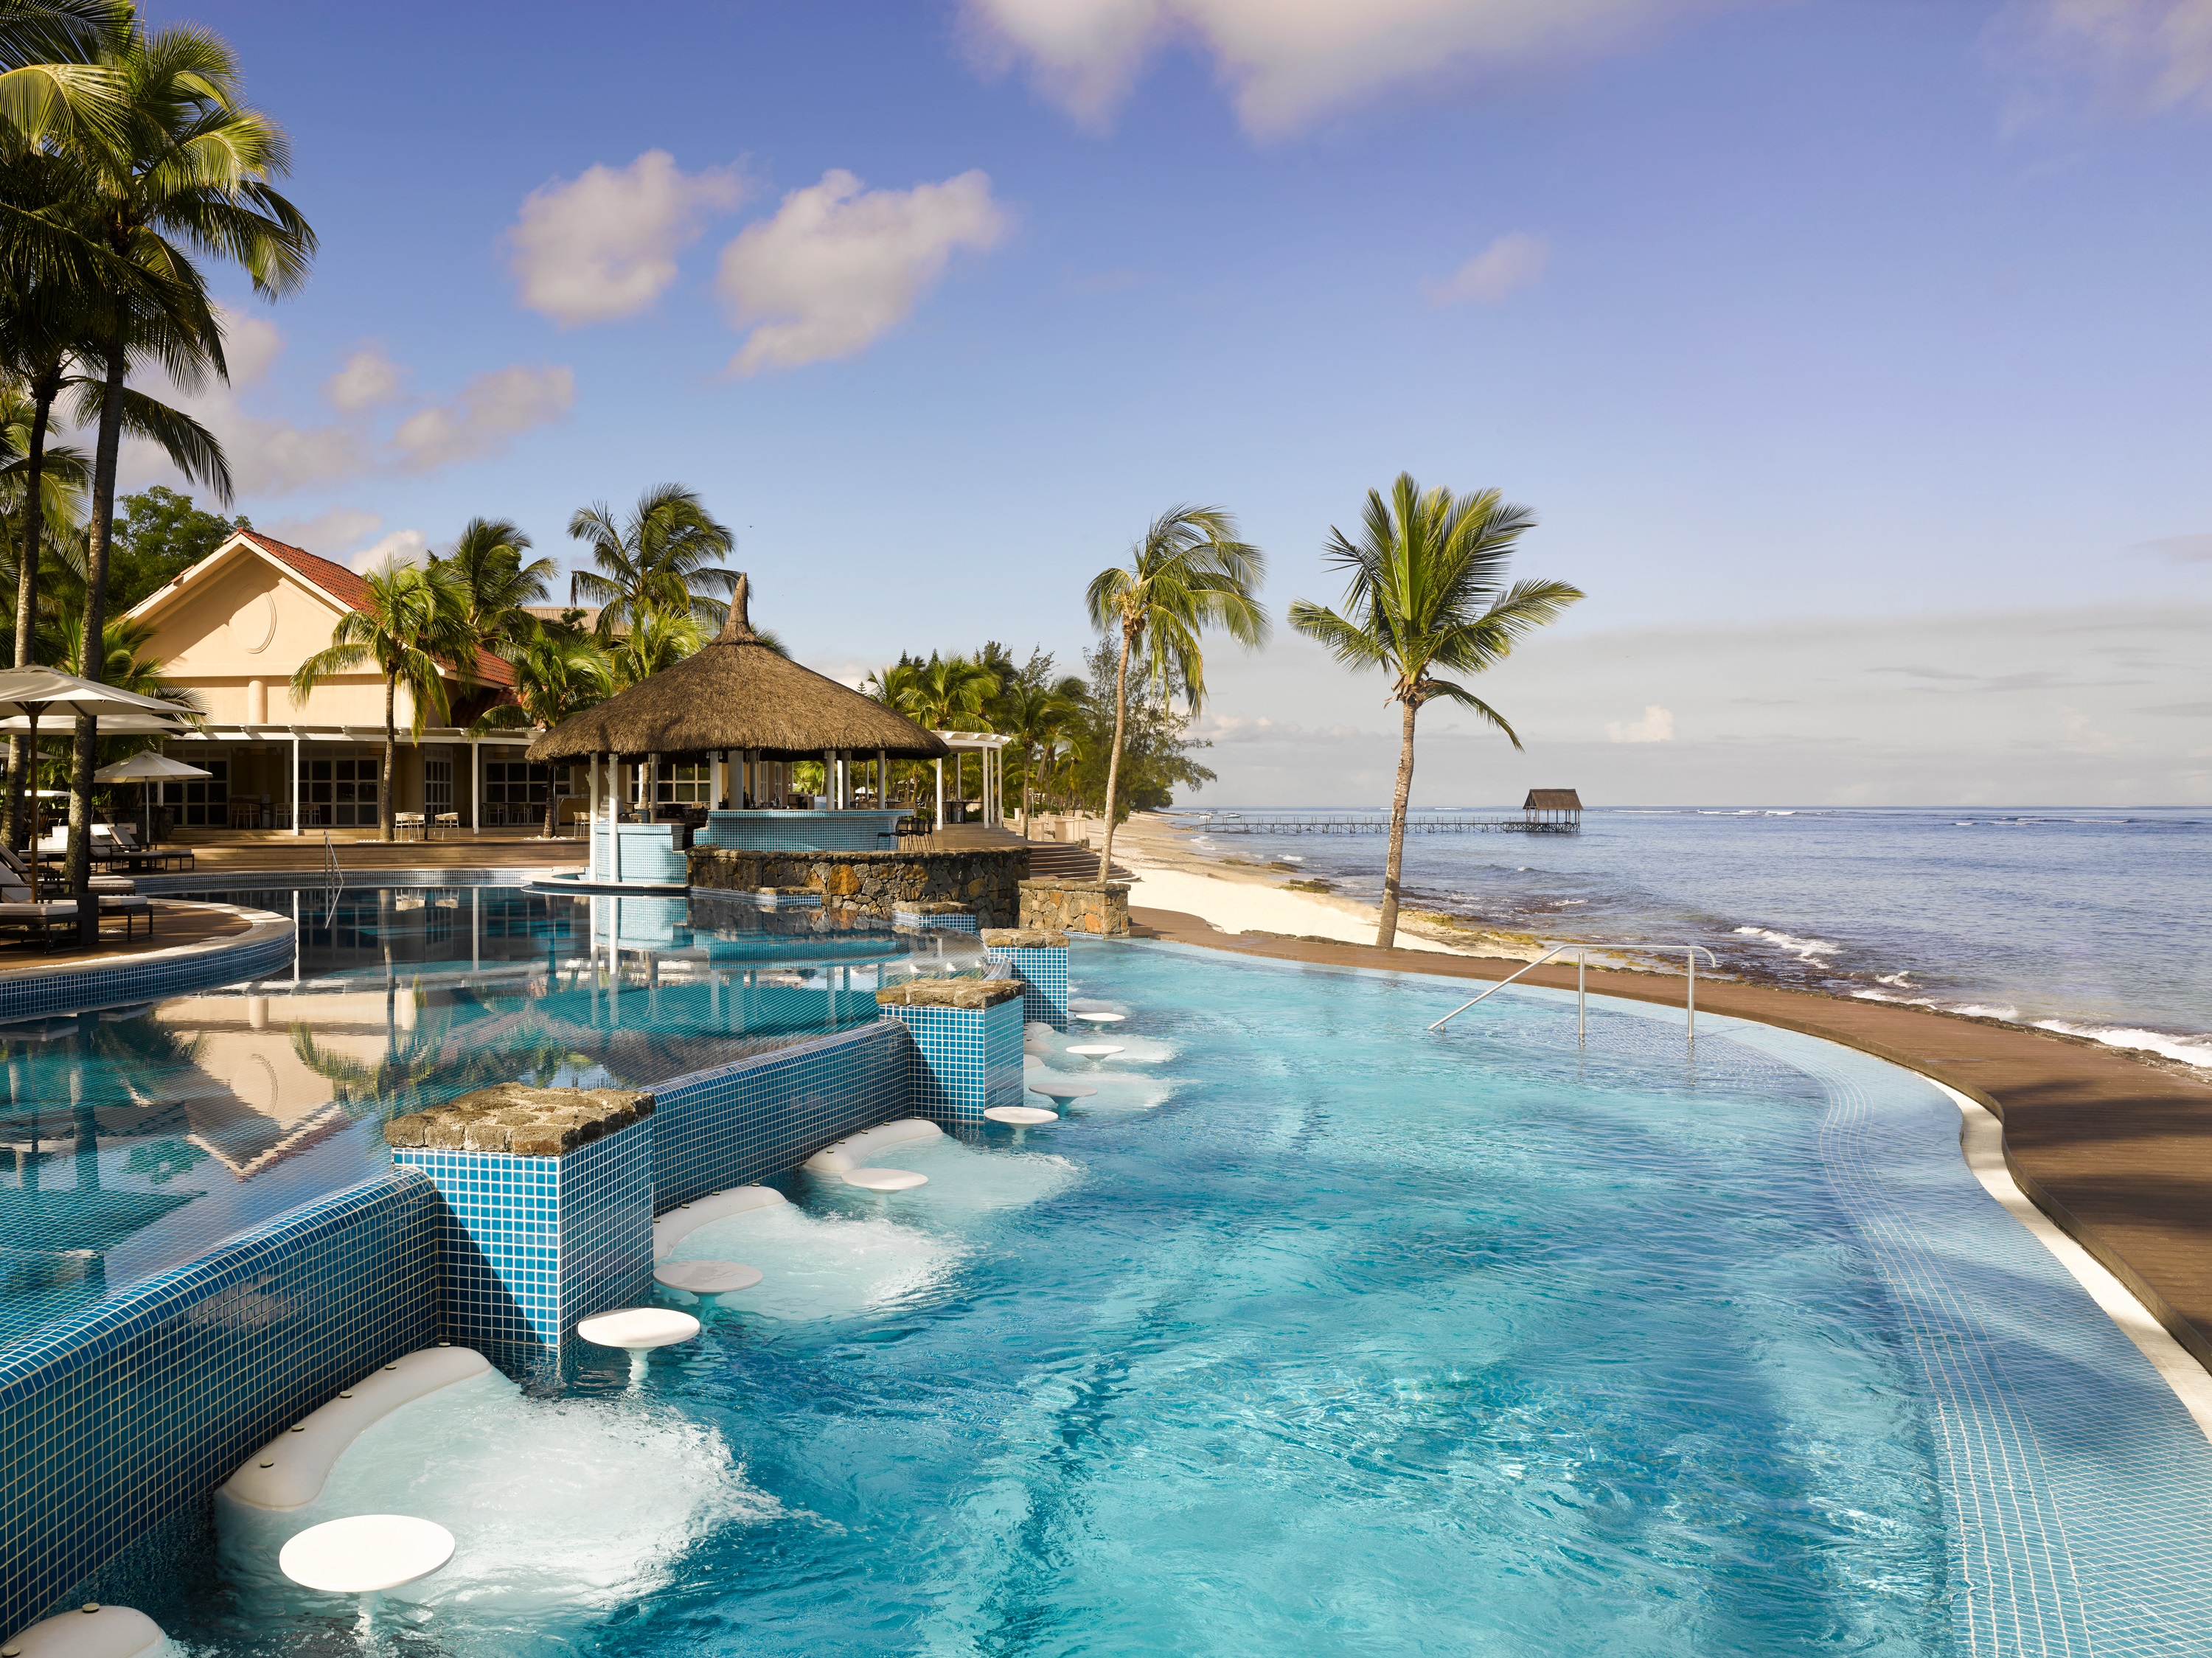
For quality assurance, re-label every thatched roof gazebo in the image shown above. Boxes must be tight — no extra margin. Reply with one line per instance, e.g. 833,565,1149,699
527,575,945,764
531,575,947,883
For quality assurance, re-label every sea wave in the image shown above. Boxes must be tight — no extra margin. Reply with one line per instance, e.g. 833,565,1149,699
2031,1020,2212,1070
1732,925,1842,961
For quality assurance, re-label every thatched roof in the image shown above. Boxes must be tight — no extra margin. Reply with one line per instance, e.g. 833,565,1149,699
526,575,948,762
1523,789,1582,811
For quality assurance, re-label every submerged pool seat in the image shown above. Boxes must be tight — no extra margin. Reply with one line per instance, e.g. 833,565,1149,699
217,1345,491,1515
652,1185,786,1261
804,1118,942,1190
0,1604,164,1658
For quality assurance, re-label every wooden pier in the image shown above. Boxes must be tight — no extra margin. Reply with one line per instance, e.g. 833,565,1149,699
1177,790,1582,837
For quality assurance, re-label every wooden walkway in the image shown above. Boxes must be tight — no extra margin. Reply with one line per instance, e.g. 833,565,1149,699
1130,905,2212,1376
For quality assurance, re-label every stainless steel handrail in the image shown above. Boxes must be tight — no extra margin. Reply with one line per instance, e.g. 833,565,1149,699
1428,943,1720,1043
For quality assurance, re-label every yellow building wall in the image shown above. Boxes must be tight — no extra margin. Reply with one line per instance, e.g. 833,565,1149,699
136,545,429,728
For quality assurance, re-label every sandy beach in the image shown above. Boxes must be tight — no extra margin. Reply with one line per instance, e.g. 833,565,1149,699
1110,811,1544,959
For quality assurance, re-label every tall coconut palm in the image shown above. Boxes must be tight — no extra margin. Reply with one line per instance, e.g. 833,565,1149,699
568,483,737,639
876,652,998,820
436,516,555,652
468,620,613,837
291,557,471,843
1290,473,1583,950
57,16,311,929
1085,505,1267,880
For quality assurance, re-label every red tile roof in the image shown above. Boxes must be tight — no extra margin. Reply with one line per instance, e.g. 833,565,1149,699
237,529,517,689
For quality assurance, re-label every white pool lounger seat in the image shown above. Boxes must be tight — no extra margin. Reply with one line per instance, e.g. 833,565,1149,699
217,1345,491,1514
803,1118,943,1174
0,1603,166,1658
279,1514,455,1594
841,1167,928,1191
653,1185,786,1261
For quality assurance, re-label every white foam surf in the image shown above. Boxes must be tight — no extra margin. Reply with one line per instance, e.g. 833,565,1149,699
1732,925,1842,962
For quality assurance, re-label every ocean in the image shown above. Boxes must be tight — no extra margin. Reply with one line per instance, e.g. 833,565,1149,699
1161,807,2212,1070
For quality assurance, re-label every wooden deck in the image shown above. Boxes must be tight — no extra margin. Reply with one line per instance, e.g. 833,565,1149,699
1130,905,2212,1377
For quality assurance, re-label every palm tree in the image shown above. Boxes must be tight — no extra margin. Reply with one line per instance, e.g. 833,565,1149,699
291,557,471,843
1085,505,1267,880
606,602,705,690
1290,473,1583,949
875,652,998,821
995,669,1088,831
55,16,312,923
468,621,613,837
568,484,737,639
436,516,556,653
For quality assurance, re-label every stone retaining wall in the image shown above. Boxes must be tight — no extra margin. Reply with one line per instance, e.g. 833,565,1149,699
688,846,1028,927
1019,877,1130,936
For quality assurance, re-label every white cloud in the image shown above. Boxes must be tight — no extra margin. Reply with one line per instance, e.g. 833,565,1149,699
324,346,404,412
2011,0,2212,114
113,306,575,500
390,364,576,470
1606,704,1676,743
1429,231,1550,304
717,169,1009,375
508,150,750,327
350,529,431,572
960,0,1738,136
265,506,383,554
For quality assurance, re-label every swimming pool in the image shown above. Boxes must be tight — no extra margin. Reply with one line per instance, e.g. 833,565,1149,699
126,930,2212,1655
0,884,921,1351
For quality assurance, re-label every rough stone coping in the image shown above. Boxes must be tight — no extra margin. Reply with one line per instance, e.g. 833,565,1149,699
1020,877,1131,894
982,927,1069,948
754,885,818,896
896,899,974,915
876,978,1027,1010
384,1083,655,1156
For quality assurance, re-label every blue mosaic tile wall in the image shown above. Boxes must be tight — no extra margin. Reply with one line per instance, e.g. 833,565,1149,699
650,1019,912,1209
0,921,294,1023
0,1168,437,1635
985,944,1068,1030
883,998,1023,1124
587,821,689,885
894,908,978,933
394,1119,653,1347
557,1124,653,1332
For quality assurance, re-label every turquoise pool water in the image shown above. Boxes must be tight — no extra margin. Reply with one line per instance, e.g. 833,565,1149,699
152,938,2118,1657
0,885,911,1351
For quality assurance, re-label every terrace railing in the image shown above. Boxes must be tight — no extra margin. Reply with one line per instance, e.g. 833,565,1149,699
1428,943,1719,1044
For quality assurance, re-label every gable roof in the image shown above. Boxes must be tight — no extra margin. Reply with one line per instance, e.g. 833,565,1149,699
137,529,515,690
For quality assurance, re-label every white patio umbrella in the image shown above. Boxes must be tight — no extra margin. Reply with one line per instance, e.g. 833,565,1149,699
96,750,211,846
0,667,195,902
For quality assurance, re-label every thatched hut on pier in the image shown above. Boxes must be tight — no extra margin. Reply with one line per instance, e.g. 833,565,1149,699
1521,789,1582,828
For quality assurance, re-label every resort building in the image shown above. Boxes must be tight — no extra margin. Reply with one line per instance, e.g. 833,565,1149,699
122,529,562,834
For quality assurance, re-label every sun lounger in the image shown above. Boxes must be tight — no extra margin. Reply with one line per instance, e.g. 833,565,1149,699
0,899,80,950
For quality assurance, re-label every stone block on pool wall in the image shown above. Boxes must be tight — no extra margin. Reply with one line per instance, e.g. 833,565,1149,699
1019,878,1130,937
875,980,1025,1122
389,1086,655,1349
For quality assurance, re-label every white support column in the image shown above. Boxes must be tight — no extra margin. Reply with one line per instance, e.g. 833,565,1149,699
644,753,658,823
934,756,945,830
611,762,624,885
589,753,602,880
470,739,481,835
291,734,302,835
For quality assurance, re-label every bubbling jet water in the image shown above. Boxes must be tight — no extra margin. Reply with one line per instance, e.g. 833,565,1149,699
218,1369,771,1615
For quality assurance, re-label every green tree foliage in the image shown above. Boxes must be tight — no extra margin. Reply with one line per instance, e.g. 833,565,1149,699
470,619,613,836
1069,643,1213,818
568,483,738,638
107,484,245,610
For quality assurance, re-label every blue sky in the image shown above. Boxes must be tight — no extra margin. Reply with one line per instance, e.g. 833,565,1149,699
126,1,2212,804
